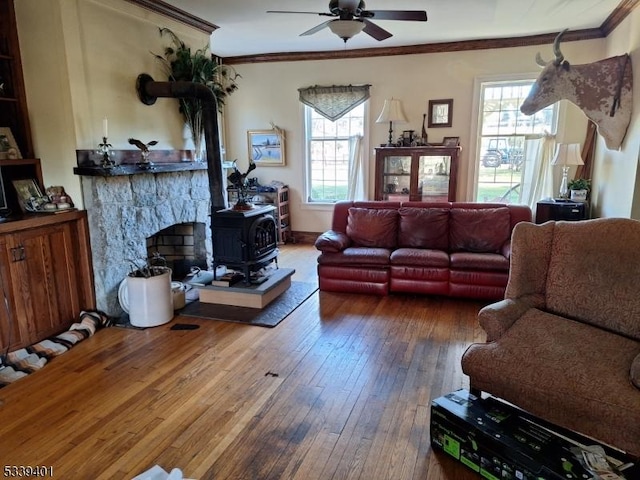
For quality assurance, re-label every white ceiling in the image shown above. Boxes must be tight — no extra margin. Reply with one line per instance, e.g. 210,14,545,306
162,0,622,58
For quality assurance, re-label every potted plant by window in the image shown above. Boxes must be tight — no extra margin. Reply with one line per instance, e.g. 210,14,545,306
153,28,240,162
568,178,590,202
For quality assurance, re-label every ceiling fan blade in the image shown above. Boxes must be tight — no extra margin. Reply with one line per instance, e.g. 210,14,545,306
267,10,333,16
300,20,334,36
362,19,393,41
365,10,428,21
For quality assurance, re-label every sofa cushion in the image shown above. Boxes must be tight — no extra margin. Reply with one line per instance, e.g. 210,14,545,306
450,207,511,253
318,247,391,266
450,252,509,271
632,354,640,390
346,208,398,248
397,207,449,249
390,248,450,267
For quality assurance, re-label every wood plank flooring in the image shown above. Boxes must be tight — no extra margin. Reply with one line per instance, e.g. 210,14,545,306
0,243,488,479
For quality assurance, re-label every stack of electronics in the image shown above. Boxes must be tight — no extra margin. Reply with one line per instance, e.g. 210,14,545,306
431,389,638,480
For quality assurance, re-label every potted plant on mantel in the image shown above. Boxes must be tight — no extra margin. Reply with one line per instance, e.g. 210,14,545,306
568,178,590,202
153,28,240,162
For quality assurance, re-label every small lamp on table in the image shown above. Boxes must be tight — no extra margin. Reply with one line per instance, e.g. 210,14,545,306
376,98,407,146
551,143,584,199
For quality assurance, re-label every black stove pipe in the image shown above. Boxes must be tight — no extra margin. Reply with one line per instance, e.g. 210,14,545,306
135,73,226,212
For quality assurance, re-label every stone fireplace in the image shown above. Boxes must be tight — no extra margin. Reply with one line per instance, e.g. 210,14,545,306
147,222,208,279
79,168,212,315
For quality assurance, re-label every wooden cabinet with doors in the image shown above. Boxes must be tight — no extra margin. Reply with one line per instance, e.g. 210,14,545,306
0,233,22,351
0,210,95,352
374,146,460,202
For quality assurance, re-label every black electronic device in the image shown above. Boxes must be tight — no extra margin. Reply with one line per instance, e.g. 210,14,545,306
431,390,638,480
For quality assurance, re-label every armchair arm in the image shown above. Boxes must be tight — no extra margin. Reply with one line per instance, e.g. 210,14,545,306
478,294,544,341
314,230,352,253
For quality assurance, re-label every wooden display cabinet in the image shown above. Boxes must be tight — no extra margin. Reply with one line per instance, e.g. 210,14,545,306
0,210,95,352
0,0,34,159
374,146,460,202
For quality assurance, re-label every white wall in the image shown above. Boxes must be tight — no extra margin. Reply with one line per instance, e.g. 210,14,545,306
596,8,640,218
224,40,602,233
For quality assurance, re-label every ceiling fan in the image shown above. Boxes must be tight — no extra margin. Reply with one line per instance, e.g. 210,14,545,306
267,0,428,44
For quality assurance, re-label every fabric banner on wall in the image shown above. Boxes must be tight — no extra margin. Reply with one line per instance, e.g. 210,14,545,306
298,84,371,121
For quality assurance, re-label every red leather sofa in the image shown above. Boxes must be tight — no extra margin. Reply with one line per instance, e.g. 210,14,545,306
315,201,532,299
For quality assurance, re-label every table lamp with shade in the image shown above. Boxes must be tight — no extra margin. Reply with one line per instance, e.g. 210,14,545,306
376,98,407,146
551,143,584,199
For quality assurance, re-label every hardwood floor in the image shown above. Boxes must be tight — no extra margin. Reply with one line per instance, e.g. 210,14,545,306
0,243,488,479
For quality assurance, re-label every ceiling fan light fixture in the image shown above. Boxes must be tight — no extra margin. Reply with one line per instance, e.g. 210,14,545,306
328,19,365,42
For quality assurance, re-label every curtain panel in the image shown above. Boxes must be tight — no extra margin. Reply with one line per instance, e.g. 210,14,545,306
298,84,371,121
521,132,556,210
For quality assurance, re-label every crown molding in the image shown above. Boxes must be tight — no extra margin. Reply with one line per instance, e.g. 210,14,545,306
222,28,604,65
124,0,218,34
601,0,640,35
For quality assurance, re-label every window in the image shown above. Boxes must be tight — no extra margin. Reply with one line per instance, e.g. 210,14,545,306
304,103,366,203
475,80,557,203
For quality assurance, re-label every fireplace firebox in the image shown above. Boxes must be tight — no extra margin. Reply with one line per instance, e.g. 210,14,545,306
212,205,278,283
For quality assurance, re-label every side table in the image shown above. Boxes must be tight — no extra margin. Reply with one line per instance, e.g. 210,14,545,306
535,199,589,224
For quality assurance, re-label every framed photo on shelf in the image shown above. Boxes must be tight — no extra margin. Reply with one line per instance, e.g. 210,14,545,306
442,136,460,147
428,99,453,128
12,178,45,212
247,129,285,166
0,127,22,160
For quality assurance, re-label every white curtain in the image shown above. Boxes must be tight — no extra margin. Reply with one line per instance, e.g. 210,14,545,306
347,135,365,200
520,132,556,210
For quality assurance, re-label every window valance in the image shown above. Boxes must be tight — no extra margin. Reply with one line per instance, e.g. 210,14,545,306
298,84,371,121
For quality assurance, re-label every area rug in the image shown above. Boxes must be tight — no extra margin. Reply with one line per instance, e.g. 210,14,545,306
179,281,318,328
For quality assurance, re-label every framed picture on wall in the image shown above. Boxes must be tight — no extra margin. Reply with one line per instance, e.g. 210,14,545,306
247,129,285,166
428,99,453,128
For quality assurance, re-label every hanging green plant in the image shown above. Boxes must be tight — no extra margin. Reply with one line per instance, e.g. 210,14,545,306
152,27,240,160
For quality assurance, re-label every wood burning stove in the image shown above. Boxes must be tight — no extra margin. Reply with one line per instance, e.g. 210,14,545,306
212,205,278,283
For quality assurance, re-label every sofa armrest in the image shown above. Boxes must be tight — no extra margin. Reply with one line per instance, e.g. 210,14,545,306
315,230,352,253
478,295,544,341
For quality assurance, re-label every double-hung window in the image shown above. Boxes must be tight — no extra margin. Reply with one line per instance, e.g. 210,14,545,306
304,102,366,203
474,80,557,203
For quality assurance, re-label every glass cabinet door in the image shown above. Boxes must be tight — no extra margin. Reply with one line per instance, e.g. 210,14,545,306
418,154,451,201
381,155,411,201
375,146,458,202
